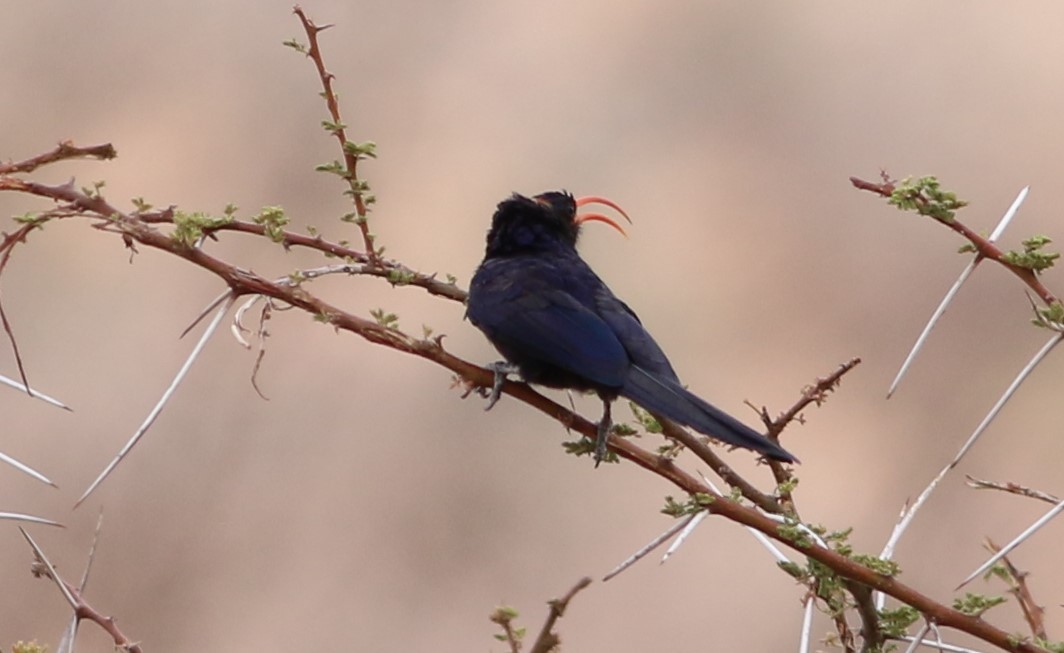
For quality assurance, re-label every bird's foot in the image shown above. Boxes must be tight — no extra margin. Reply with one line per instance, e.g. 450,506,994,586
483,361,520,411
593,402,613,467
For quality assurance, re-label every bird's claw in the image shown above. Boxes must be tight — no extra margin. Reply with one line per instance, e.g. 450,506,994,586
484,361,520,411
593,401,613,467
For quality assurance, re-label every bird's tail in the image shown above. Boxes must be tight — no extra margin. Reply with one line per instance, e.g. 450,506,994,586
621,367,798,463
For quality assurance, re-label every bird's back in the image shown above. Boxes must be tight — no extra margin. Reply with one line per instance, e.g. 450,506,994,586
468,251,633,392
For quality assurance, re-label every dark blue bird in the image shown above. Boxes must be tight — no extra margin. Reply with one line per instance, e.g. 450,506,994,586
466,191,797,465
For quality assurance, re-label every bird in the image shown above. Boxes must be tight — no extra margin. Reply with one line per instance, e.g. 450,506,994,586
466,190,797,466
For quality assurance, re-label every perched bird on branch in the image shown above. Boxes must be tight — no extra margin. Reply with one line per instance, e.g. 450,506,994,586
466,191,797,466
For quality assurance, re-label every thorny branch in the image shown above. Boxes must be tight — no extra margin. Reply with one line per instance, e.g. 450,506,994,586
0,141,116,175
292,5,377,261
0,220,44,392
966,476,1060,505
135,210,467,302
22,527,142,653
0,9,1057,652
758,356,862,514
529,577,593,653
849,175,1057,306
985,538,1046,641
0,159,1050,653
658,418,783,514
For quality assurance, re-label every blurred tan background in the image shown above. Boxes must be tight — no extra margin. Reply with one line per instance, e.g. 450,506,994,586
3,1,1064,651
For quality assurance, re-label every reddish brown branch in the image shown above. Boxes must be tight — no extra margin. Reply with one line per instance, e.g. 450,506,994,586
658,419,783,514
850,176,1057,305
136,212,467,302
0,293,30,392
0,222,43,393
0,140,116,175
67,580,143,653
766,357,861,439
985,538,1047,641
760,357,862,512
27,532,141,653
529,577,592,653
293,6,376,260
3,148,1054,653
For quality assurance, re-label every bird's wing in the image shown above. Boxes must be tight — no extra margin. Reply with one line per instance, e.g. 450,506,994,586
594,287,680,381
468,269,629,388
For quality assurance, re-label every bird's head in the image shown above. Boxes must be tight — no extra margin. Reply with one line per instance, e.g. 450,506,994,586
483,190,631,258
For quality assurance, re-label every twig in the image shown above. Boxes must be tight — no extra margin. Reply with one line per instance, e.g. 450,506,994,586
658,418,783,514
0,220,51,392
759,357,861,510
489,606,522,653
21,527,142,653
292,6,377,260
137,214,466,302
984,538,1046,640
845,580,882,653
0,141,116,175
0,293,31,392
965,476,1059,505
528,577,592,653
764,358,861,437
850,176,1056,305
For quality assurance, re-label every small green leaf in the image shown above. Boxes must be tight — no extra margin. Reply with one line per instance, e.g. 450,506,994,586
1002,235,1059,273
877,605,920,637
370,308,399,329
888,176,968,223
13,212,46,226
315,160,346,176
282,38,307,54
131,196,153,212
342,140,378,159
851,554,900,576
628,402,663,434
777,560,807,580
660,493,713,517
81,180,106,199
386,268,416,286
321,119,347,133
561,438,618,463
252,206,289,243
952,592,1007,617
1033,301,1064,329
171,210,236,246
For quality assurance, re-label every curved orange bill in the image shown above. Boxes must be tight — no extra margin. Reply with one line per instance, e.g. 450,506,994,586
574,195,632,237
